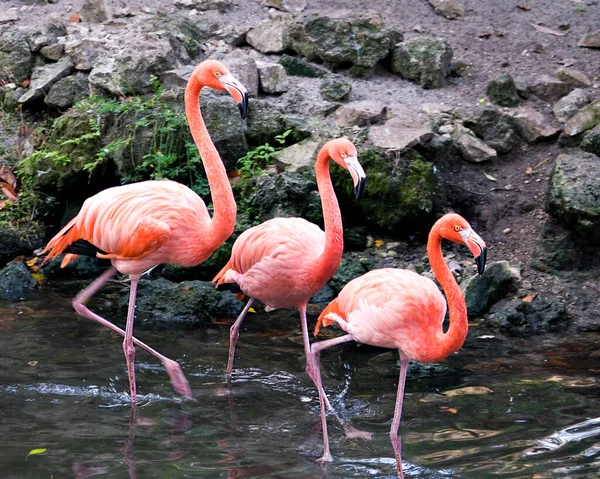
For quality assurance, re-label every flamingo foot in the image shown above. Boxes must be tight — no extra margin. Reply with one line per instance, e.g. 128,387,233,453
316,452,333,463
163,359,192,399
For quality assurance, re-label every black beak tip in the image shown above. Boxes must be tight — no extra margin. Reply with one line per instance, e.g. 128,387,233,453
476,247,487,275
354,177,367,200
237,93,248,120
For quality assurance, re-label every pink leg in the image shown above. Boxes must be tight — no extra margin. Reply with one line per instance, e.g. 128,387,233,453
306,334,356,462
123,278,139,403
226,297,255,377
390,352,409,478
71,267,192,399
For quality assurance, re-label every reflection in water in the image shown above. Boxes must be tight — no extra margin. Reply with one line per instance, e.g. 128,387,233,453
526,416,600,455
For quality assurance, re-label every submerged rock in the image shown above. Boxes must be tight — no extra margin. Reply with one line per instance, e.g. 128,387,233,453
486,74,521,107
0,261,37,301
489,296,569,336
391,38,453,89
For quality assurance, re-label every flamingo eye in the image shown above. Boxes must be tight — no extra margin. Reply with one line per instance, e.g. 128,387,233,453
341,151,347,158
454,225,461,232
214,71,221,78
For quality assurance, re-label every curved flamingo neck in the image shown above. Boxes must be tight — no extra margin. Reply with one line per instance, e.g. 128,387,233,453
427,226,468,359
314,147,344,282
185,74,236,247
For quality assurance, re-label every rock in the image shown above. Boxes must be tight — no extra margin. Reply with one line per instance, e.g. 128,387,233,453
578,30,600,48
489,296,569,336
320,75,352,102
552,88,593,123
173,0,232,11
428,0,464,19
0,226,44,268
79,0,111,23
486,74,521,107
257,62,288,94
368,106,434,151
288,11,402,75
547,151,600,241
244,98,309,146
45,72,90,109
43,255,102,280
40,44,65,61
159,65,194,90
65,39,109,71
261,0,306,12
529,75,571,102
0,262,37,301
453,123,497,163
580,124,600,156
464,106,520,154
0,9,18,24
26,16,67,52
462,261,520,318
124,278,243,324
509,107,560,143
556,67,592,88
272,137,321,173
0,28,34,83
246,16,293,53
310,284,336,305
563,99,600,136
531,219,590,272
334,100,388,127
18,58,74,104
328,255,368,293
218,51,259,97
391,38,453,89
254,172,323,223
513,76,529,99
278,54,329,78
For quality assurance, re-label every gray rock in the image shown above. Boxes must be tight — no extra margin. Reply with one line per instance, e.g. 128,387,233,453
272,137,321,173
26,17,67,52
391,38,453,89
428,0,464,19
261,0,306,12
563,99,600,136
578,30,600,48
553,88,593,123
0,262,37,301
244,98,309,146
79,0,111,23
462,261,520,318
464,106,520,154
18,58,74,104
0,28,34,83
246,16,293,53
334,100,388,127
217,51,259,97
548,151,600,241
531,219,591,272
509,107,561,143
40,44,65,61
288,11,402,75
556,67,592,88
329,255,368,293
320,75,351,102
159,65,194,90
257,62,288,94
513,76,529,98
453,123,497,163
0,8,18,23
278,54,328,78
43,255,102,280
486,74,521,107
123,278,243,324
488,296,569,337
45,72,90,109
581,124,600,156
0,227,44,266
529,75,571,102
369,106,434,151
173,0,232,11
310,284,336,305
65,39,109,71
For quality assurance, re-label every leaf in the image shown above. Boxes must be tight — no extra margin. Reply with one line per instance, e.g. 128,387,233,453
478,98,486,104
522,293,538,303
28,361,38,367
26,257,38,268
479,32,492,38
374,240,384,248
517,3,531,10
31,273,45,283
69,12,80,23
248,307,256,313
530,23,567,36
26,448,46,459
442,386,494,397
525,166,534,175
483,172,497,182
442,407,458,414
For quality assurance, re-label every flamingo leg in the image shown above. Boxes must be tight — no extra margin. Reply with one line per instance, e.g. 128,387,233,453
71,267,192,399
226,297,255,377
390,352,409,478
306,334,355,462
123,278,139,403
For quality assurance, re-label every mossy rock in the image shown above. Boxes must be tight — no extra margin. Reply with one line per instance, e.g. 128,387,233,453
486,74,521,107
390,38,453,89
580,124,600,156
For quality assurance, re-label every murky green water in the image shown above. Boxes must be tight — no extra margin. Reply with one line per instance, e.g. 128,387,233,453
1,283,599,478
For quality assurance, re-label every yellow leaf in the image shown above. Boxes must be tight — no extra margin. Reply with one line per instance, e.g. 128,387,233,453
31,273,45,283
28,361,38,367
248,308,256,313
374,240,384,248
522,293,537,303
26,257,38,267
442,407,458,414
442,386,493,397
26,448,46,459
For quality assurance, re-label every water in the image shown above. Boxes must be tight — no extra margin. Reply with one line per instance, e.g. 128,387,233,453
1,284,600,478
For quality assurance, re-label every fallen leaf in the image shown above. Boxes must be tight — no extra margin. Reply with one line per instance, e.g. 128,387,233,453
442,407,458,414
374,239,384,248
494,31,505,37
28,361,38,367
559,24,571,31
483,172,498,182
69,12,80,23
522,293,538,302
31,273,45,283
525,166,534,175
479,32,492,39
530,23,567,36
248,307,256,313
26,257,38,268
26,448,46,459
517,3,531,10
478,98,486,104
233,292,246,300
442,386,494,397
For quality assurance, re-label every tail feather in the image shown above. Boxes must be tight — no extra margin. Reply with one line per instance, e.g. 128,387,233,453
212,260,233,287
42,217,81,263
314,298,345,336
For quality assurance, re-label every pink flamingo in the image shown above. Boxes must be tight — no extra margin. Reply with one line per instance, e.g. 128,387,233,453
42,60,248,404
309,213,487,475
213,138,366,380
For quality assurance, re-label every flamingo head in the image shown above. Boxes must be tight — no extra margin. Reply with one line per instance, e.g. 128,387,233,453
195,59,248,119
326,138,367,199
438,213,487,275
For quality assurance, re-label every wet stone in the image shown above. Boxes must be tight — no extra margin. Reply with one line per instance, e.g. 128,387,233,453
0,262,37,301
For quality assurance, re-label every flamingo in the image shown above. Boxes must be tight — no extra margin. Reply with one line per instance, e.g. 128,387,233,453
213,138,367,382
42,59,249,404
308,213,487,475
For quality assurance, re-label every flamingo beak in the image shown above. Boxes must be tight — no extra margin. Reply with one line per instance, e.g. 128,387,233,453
344,155,367,199
219,73,248,120
459,228,487,275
